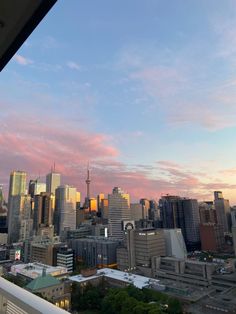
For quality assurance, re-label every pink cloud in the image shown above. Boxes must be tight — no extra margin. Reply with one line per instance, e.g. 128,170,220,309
14,54,33,66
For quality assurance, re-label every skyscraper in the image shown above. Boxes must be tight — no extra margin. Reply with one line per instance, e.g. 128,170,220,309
214,191,230,233
55,185,77,235
33,192,55,233
108,187,131,240
46,172,61,195
8,171,26,197
8,194,33,243
8,171,27,243
159,195,200,250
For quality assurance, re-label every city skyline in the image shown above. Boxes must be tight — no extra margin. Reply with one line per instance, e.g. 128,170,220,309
1,1,236,202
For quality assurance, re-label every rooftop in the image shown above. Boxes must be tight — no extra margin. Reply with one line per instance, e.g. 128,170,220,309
11,262,68,279
26,274,60,292
70,268,164,290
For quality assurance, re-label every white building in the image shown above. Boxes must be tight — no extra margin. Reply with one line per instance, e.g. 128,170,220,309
163,229,187,259
108,187,131,240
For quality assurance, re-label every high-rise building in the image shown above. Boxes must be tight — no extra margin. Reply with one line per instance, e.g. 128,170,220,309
46,172,61,195
8,194,33,243
130,203,143,221
140,199,150,220
33,192,55,233
200,223,224,252
159,195,200,250
8,171,27,197
101,198,109,219
199,201,217,224
8,171,27,243
28,179,46,198
97,193,105,214
134,228,166,268
55,185,77,235
108,187,131,240
214,191,230,233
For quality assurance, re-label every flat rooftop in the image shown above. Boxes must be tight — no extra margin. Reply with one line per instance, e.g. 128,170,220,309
70,268,164,290
11,262,67,279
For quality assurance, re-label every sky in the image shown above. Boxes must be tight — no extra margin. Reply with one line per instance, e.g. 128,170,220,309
1,0,236,203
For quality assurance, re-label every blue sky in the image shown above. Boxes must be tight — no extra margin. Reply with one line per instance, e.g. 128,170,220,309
1,0,236,203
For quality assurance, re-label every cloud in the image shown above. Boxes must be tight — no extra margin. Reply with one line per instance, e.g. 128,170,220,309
67,61,81,70
14,54,33,66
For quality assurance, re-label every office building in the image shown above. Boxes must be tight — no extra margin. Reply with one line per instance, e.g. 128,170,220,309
140,199,150,220
101,198,109,220
8,194,33,243
182,198,200,250
97,193,105,214
130,203,143,221
134,228,166,268
159,196,200,250
55,185,77,235
46,171,61,195
33,192,55,233
214,191,230,233
70,237,119,268
28,180,46,198
56,246,74,273
30,236,62,265
108,187,131,240
200,223,224,252
7,171,27,243
199,201,217,224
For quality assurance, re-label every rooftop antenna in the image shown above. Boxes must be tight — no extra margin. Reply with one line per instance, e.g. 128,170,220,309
53,162,56,172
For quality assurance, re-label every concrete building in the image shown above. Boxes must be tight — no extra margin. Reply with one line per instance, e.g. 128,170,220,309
152,256,217,287
108,187,131,240
163,229,187,259
134,228,166,268
30,236,62,265
55,185,77,235
214,191,230,233
70,237,120,268
200,223,225,252
46,171,61,195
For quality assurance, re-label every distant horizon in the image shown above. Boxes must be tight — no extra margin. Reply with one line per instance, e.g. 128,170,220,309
1,1,236,203
1,168,235,206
